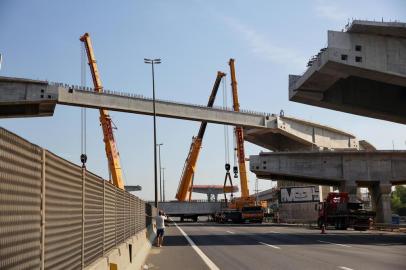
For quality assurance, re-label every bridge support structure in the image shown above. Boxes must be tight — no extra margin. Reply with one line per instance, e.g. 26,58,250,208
250,151,406,224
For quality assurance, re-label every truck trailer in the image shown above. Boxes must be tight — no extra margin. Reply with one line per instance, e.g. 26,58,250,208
317,192,375,231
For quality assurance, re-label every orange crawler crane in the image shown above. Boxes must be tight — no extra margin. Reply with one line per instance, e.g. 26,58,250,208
80,33,124,189
176,71,226,201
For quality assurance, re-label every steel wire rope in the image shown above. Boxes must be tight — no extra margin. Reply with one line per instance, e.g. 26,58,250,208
222,75,230,165
80,43,87,161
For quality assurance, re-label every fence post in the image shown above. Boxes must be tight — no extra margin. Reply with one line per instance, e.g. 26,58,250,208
115,188,117,246
103,180,105,256
124,191,127,240
40,149,46,270
81,165,86,269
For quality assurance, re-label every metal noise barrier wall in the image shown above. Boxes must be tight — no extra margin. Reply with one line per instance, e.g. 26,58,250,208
0,128,156,270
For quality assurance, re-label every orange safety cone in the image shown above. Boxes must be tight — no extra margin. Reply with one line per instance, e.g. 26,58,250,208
321,224,326,234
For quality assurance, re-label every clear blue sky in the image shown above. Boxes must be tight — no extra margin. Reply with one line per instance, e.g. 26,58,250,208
1,0,405,200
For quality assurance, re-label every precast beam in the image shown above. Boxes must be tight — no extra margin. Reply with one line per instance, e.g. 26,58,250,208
0,76,273,128
57,87,272,128
245,115,359,151
0,76,364,151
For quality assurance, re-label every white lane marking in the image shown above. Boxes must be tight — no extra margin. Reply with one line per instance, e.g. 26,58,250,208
269,230,281,234
338,266,354,270
175,223,220,270
226,230,235,234
318,240,352,248
259,241,281,249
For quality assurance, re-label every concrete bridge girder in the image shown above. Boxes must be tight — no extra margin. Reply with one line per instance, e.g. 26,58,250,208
245,115,360,151
0,76,366,152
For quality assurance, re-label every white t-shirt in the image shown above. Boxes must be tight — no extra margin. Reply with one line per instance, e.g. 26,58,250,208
156,215,167,229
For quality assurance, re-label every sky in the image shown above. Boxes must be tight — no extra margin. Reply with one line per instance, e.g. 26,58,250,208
1,0,405,201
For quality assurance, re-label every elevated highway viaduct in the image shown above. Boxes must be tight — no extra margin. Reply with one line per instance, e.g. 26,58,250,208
278,20,406,224
289,20,406,124
1,75,403,224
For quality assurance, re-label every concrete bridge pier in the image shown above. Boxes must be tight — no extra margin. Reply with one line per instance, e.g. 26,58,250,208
339,181,358,203
369,182,392,224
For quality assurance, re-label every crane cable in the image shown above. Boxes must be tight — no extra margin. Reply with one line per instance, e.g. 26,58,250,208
80,43,87,166
222,75,230,165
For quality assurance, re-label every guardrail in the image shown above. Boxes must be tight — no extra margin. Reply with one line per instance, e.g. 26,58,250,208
0,127,156,270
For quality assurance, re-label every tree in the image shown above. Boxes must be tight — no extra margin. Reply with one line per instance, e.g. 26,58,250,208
391,185,406,215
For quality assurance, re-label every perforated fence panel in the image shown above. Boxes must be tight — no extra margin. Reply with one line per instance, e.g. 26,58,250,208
104,182,116,253
84,172,104,266
116,189,125,244
0,128,155,269
0,128,42,270
45,151,83,270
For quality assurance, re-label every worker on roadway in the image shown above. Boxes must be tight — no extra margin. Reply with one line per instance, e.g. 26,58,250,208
155,211,167,247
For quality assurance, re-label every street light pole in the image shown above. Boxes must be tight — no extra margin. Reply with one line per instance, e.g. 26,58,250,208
144,58,161,208
157,143,163,202
162,167,166,202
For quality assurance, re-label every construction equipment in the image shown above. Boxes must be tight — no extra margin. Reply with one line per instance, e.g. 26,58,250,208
215,59,265,223
317,192,375,230
176,71,226,201
80,33,125,189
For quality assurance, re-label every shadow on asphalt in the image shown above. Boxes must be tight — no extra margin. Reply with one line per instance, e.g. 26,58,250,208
163,231,406,247
171,222,300,228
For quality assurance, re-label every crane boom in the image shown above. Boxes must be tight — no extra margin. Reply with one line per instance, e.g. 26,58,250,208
229,58,249,198
176,71,226,201
80,33,125,189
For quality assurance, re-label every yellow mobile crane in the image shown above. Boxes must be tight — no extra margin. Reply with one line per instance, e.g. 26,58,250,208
215,59,265,223
80,33,125,189
176,71,226,201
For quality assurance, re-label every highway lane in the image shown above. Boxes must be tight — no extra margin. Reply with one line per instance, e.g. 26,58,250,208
176,222,406,270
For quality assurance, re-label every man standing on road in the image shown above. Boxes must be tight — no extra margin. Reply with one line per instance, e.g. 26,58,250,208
155,211,167,247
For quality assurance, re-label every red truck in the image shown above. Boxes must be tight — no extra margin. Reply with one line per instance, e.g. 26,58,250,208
317,192,375,231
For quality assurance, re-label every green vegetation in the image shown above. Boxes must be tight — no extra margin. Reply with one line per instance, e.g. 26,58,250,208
391,185,406,215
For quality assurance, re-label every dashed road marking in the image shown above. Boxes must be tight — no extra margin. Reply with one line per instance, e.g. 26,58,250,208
338,266,354,270
259,241,281,249
269,230,281,234
175,223,220,270
226,230,235,234
318,240,352,248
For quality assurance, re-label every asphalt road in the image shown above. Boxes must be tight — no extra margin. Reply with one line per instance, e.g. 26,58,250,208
145,222,406,270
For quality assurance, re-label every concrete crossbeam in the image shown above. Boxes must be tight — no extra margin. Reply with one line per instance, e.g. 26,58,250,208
289,20,406,124
250,151,406,186
250,150,406,223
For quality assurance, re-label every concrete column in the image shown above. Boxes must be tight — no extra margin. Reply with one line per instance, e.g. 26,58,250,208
370,182,392,224
339,181,358,203
319,185,332,201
